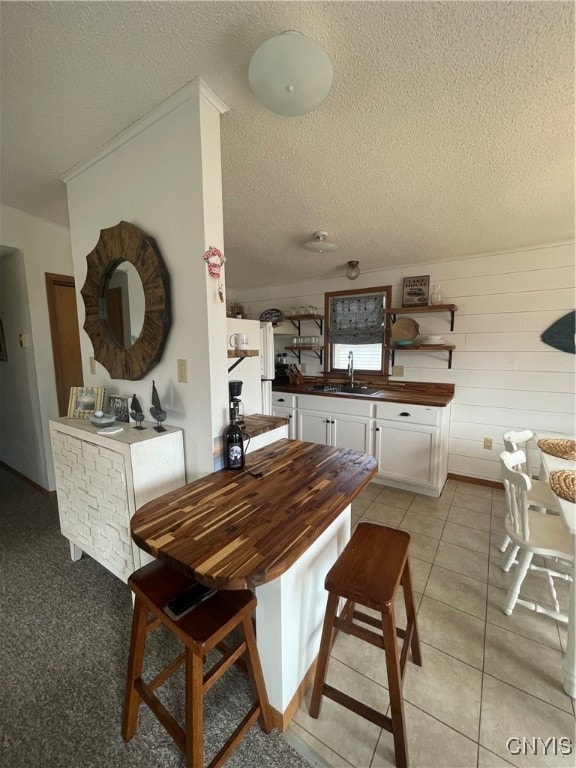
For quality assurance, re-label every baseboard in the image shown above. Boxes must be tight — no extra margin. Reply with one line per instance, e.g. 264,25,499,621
448,472,503,490
0,461,55,496
270,658,318,732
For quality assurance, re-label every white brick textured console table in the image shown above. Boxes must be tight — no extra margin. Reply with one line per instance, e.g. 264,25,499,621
49,418,185,582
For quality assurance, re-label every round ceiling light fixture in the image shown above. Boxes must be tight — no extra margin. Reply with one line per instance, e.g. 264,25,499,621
346,261,360,280
303,231,339,253
249,31,333,116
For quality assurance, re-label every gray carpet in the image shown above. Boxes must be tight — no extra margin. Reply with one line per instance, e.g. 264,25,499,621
0,465,314,767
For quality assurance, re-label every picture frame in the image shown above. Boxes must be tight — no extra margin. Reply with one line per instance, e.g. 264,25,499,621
67,386,106,418
0,319,6,361
402,275,430,307
107,394,131,423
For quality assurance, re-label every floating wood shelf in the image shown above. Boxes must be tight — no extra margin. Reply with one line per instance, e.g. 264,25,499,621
287,315,324,334
386,344,456,369
385,304,458,367
227,349,259,358
284,345,323,363
386,304,458,331
227,348,259,373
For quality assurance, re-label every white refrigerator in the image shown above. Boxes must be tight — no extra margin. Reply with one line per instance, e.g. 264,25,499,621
226,319,274,416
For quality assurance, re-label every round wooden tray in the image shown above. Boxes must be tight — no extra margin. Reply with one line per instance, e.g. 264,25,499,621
537,438,576,461
549,470,575,503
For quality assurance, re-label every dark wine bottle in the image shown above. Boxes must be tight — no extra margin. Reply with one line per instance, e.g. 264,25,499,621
224,410,245,470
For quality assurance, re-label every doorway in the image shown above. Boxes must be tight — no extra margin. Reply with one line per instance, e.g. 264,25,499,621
45,273,83,416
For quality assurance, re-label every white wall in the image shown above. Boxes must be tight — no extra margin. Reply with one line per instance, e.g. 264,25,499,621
0,205,74,489
64,79,230,482
229,242,576,482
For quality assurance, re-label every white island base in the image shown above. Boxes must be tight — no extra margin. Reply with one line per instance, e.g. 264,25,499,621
255,506,351,728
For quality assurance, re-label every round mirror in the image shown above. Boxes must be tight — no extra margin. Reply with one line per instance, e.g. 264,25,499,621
81,221,171,380
103,261,146,348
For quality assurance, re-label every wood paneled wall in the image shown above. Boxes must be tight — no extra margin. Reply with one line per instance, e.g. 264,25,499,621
229,242,575,482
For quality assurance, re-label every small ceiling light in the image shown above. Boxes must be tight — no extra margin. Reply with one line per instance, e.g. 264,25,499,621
303,231,339,253
249,31,333,116
346,261,360,280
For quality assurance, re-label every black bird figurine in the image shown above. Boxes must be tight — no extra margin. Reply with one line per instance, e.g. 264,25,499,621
150,380,167,432
130,394,146,430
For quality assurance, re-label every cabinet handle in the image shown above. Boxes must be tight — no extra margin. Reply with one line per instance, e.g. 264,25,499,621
278,398,285,402
288,414,292,419
375,427,380,432
326,419,330,424
331,420,335,424
399,412,411,417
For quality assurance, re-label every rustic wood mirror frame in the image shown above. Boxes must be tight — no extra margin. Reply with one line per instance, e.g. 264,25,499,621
81,221,171,380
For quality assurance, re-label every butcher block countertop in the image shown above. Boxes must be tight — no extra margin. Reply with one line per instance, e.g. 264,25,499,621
242,413,288,437
274,380,454,407
131,438,377,590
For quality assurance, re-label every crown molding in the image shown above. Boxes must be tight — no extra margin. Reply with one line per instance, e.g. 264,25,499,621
62,77,229,184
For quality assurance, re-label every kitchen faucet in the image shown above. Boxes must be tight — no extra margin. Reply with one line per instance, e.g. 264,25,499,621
347,350,355,388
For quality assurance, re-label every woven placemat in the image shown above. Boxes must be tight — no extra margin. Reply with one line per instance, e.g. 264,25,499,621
549,470,576,503
537,438,576,461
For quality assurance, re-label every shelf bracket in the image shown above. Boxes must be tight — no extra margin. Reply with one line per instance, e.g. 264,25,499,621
288,349,302,364
289,317,324,333
227,357,245,373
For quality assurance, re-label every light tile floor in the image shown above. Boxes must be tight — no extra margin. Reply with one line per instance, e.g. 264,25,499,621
288,480,575,768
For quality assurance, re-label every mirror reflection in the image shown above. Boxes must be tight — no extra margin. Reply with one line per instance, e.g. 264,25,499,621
104,261,145,348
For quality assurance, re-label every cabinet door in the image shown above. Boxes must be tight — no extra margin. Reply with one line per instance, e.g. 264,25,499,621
51,430,133,580
332,413,372,453
272,405,297,439
375,421,436,485
297,409,330,445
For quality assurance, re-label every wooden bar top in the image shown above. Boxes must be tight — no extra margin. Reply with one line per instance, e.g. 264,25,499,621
242,413,288,438
131,439,377,590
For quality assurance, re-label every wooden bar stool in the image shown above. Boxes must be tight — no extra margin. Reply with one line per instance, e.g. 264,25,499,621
122,559,273,768
309,522,422,768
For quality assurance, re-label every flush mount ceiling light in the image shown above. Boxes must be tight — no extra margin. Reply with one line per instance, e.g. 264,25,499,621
346,261,360,280
248,31,333,116
303,231,339,253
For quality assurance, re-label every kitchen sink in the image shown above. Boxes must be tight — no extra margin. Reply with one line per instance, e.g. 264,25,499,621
306,385,383,396
336,386,383,395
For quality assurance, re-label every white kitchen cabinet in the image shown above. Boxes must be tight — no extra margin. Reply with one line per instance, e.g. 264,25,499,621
272,390,451,496
296,395,372,453
373,401,451,497
49,418,185,582
271,392,297,439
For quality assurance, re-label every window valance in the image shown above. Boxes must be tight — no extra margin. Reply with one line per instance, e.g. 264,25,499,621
328,293,385,345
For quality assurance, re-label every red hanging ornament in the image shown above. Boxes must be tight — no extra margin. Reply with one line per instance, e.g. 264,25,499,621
203,246,226,302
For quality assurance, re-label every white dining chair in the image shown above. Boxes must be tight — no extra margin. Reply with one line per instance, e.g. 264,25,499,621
500,450,572,621
498,430,556,571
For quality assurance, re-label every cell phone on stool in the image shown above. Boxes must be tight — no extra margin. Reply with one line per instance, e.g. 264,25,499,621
164,582,217,620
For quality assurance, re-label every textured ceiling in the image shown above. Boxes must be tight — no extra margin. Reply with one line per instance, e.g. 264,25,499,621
1,1,574,290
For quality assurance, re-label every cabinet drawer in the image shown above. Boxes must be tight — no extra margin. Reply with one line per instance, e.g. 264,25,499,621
272,392,297,408
298,394,373,417
375,401,440,426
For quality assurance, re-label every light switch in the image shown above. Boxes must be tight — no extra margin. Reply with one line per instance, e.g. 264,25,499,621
89,357,96,374
392,365,404,377
19,333,29,348
177,359,188,383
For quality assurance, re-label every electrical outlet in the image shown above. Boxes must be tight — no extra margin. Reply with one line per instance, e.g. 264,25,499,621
89,357,96,375
483,437,493,450
300,363,307,373
392,365,404,377
177,358,188,383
